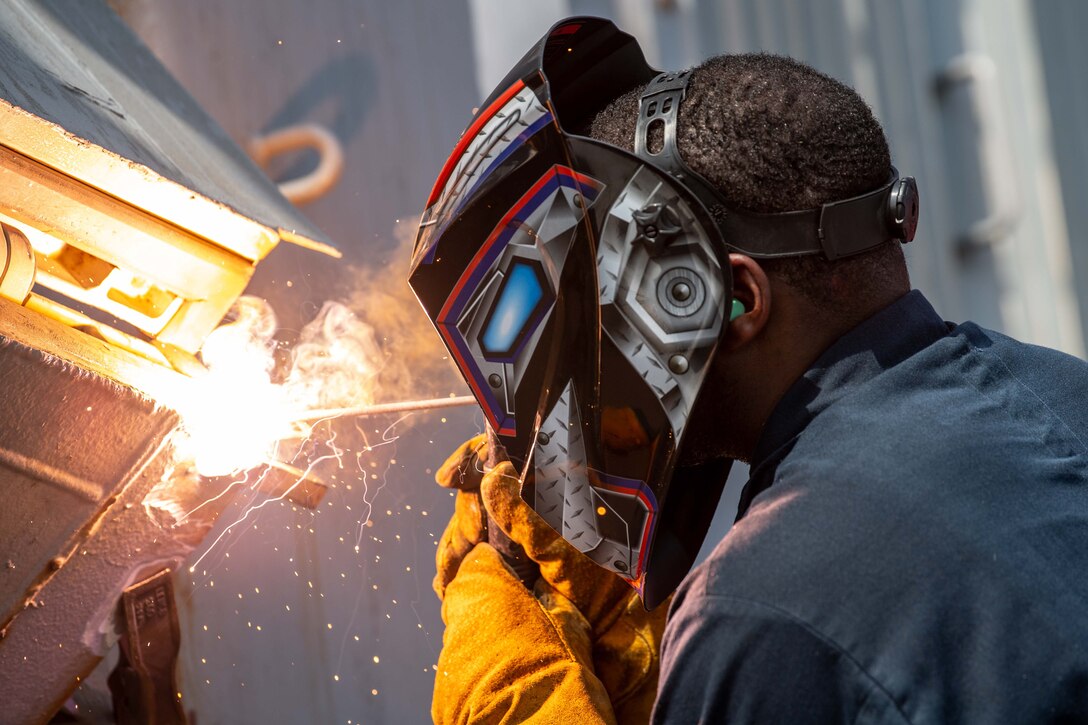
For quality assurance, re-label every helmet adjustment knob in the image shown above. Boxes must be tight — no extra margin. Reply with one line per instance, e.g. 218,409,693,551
632,201,682,249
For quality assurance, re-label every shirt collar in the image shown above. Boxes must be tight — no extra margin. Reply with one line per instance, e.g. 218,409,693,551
736,290,950,520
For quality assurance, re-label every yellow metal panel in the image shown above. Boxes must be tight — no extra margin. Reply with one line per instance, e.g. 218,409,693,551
0,99,281,262
0,295,187,397
0,144,254,352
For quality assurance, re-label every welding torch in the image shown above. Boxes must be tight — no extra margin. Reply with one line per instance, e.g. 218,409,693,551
483,425,540,588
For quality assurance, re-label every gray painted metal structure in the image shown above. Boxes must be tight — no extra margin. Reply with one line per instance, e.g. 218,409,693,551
0,300,181,725
1032,0,1088,364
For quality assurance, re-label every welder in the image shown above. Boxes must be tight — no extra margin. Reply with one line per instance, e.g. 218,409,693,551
409,17,1088,723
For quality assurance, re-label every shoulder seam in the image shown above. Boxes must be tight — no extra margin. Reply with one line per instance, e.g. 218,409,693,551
966,340,1088,456
697,592,914,725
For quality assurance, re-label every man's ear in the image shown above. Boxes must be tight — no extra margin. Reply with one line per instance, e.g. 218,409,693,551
723,253,771,352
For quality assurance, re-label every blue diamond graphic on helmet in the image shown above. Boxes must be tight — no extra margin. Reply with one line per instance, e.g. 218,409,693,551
480,260,551,360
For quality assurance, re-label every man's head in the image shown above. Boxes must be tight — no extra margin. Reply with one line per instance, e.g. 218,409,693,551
410,20,916,602
589,53,911,460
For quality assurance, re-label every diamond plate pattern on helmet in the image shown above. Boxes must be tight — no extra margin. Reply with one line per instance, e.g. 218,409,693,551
533,381,601,553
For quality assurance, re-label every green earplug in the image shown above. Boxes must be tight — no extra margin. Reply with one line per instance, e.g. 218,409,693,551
729,298,746,322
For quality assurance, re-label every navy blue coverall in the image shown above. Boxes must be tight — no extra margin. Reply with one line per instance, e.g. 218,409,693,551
654,290,1088,723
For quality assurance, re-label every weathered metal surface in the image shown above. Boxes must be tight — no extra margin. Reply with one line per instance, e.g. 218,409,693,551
0,287,346,723
0,0,332,258
0,294,189,724
0,308,175,625
0,439,192,725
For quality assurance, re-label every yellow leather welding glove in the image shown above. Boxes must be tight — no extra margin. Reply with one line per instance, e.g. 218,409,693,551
432,434,489,599
434,542,617,724
591,590,669,722
480,462,668,723
433,439,666,723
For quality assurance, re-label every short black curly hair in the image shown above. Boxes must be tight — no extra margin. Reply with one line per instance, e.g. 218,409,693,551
588,53,909,310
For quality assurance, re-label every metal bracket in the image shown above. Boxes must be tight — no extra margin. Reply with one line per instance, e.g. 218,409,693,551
108,569,188,725
934,53,1021,256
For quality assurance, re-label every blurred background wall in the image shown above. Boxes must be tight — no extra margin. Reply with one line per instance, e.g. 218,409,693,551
104,1,1088,722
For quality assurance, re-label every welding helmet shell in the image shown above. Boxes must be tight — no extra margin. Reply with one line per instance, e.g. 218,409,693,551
409,17,736,608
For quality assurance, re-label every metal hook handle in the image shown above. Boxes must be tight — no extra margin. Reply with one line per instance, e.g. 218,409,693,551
248,123,345,205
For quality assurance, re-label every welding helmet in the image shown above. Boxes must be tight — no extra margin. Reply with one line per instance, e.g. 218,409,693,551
409,18,918,607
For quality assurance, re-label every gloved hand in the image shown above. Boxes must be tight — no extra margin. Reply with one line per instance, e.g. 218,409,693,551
481,461,668,721
434,542,617,724
433,437,669,724
432,434,489,599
